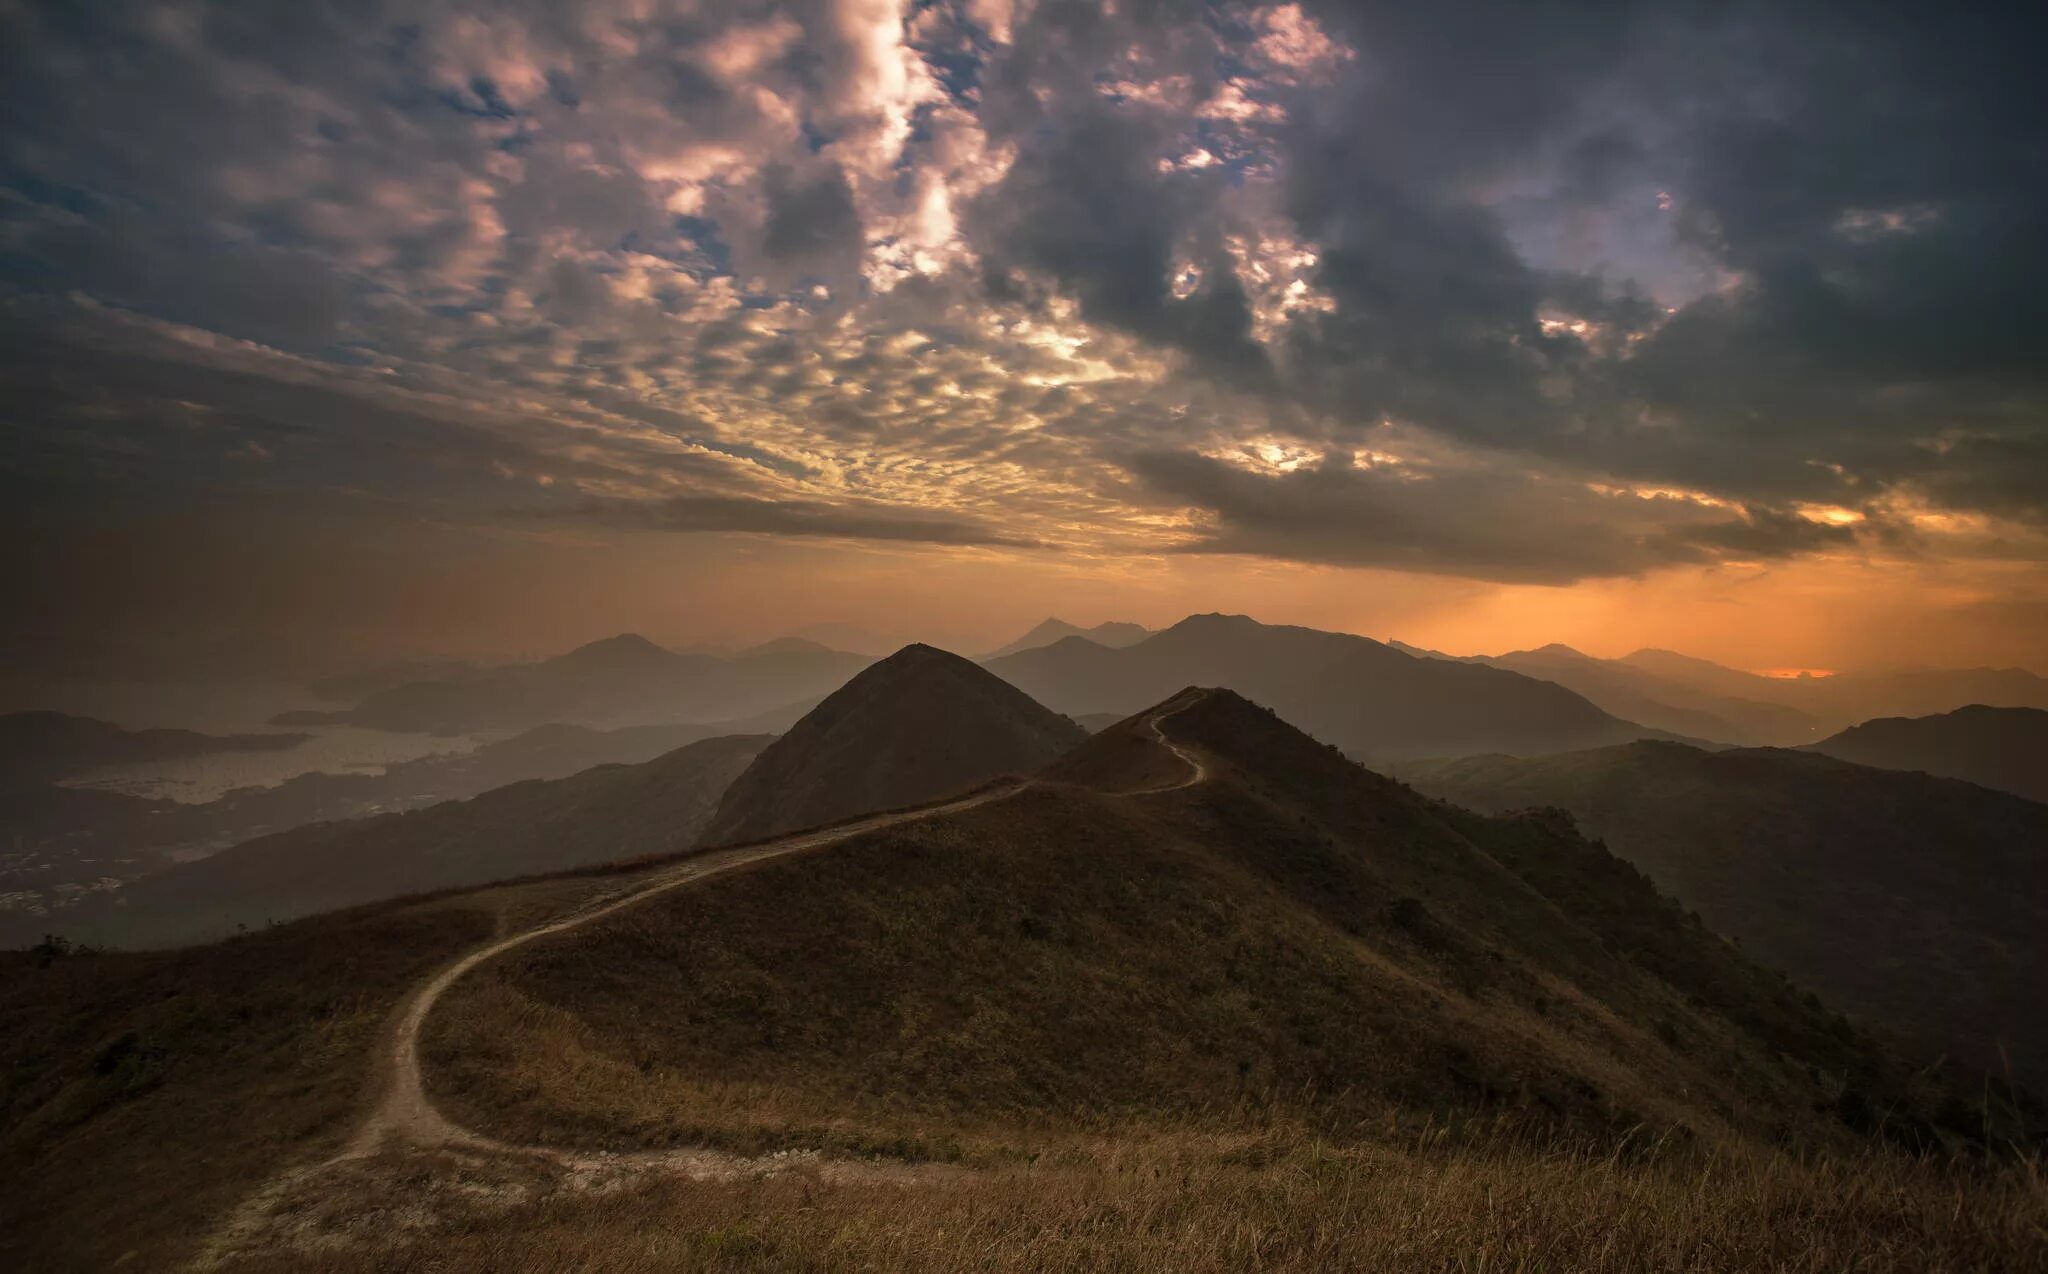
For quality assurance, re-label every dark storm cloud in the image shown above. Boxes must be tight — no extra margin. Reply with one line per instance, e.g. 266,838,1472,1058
0,0,2043,597
1128,448,1853,586
566,492,1040,549
761,162,863,266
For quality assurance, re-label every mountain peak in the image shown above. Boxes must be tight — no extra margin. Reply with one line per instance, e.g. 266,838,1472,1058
700,643,1085,845
556,632,672,662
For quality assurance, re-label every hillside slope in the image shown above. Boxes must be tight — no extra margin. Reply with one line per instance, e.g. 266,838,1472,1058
985,614,1669,762
1393,742,2048,1087
18,734,771,949
1808,705,2048,803
701,644,1084,846
431,691,1984,1166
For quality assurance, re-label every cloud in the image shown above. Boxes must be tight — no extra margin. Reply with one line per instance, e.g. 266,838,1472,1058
565,492,1041,549
1128,447,1858,586
0,0,2042,616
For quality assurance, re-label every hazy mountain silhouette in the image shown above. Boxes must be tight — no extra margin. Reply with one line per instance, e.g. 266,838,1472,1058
0,710,820,927
1394,742,2048,1087
984,614,1673,762
435,689,1988,1166
18,734,773,949
1808,705,2048,803
700,644,1085,846
305,656,481,703
0,711,307,784
1623,650,2048,734
1476,644,1818,745
983,617,1154,659
274,633,871,734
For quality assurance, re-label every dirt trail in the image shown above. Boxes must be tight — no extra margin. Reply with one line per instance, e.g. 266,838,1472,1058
195,693,1212,1268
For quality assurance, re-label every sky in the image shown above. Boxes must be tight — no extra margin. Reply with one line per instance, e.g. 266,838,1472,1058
3,0,2046,678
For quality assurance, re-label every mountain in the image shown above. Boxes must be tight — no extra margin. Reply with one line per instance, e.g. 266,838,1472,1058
275,634,872,734
305,656,481,703
983,617,1154,659
12,734,772,949
1622,650,2048,734
0,712,815,927
1808,705,2048,803
1479,644,1819,745
700,644,1086,846
1392,741,2048,1087
0,711,307,784
984,614,1671,762
436,689,1993,1171
3,692,2035,1272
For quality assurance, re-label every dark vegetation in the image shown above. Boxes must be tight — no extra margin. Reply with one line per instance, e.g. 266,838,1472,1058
1808,704,2048,803
0,896,498,1271
1395,741,2048,1089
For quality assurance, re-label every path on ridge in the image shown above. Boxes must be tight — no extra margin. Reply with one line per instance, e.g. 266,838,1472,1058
195,692,1214,1268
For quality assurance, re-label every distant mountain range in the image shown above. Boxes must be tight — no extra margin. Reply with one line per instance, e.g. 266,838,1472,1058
1452,644,1818,745
275,634,872,735
0,711,307,785
1808,705,2048,803
11,733,773,949
1619,649,2048,736
982,617,1154,659
701,644,1086,846
1388,640,2048,746
1393,741,2048,1088
985,614,1676,762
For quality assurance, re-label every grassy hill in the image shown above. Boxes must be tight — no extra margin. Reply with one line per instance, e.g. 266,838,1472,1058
1809,704,2048,803
1394,741,2048,1088
700,644,1085,847
0,694,2039,1270
428,692,1991,1164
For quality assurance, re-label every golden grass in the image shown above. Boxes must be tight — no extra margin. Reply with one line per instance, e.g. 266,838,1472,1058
219,1129,2048,1273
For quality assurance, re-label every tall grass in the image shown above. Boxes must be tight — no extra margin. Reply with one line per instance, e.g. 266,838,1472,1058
227,1127,2048,1272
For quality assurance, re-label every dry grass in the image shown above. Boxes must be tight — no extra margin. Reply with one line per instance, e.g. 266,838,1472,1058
0,872,642,1272
219,1129,2048,1272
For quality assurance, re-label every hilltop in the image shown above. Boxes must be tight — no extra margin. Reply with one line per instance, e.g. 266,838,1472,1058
1394,741,2048,1087
985,614,1670,761
1808,705,2048,803
700,644,1084,846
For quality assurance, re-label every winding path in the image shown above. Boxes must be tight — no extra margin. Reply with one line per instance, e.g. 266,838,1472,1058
196,691,1213,1266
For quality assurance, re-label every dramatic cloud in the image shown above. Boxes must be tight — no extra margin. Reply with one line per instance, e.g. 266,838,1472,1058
1,0,2043,667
